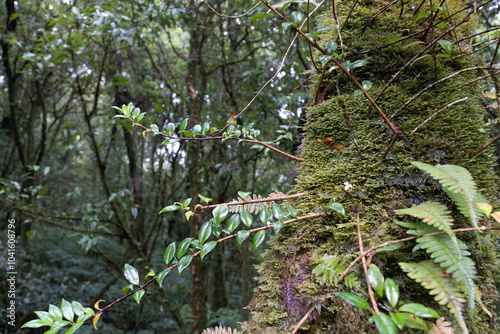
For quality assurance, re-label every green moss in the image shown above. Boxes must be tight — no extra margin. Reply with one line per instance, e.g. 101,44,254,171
243,1,500,333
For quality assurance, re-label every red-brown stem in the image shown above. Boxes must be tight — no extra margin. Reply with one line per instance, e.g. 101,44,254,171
356,211,378,313
292,306,315,333
470,134,500,156
338,225,500,282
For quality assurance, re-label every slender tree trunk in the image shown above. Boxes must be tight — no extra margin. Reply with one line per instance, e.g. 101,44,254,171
244,1,500,333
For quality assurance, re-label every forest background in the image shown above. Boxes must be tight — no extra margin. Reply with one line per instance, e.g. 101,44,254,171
1,0,500,333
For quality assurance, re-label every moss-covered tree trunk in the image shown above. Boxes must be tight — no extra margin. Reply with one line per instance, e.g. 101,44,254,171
244,1,499,333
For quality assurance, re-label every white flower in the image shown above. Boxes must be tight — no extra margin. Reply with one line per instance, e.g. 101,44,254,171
344,182,353,191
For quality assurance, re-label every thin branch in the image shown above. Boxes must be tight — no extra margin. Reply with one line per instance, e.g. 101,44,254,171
338,225,500,282
470,133,500,156
89,213,321,319
202,0,260,19
199,192,308,211
381,134,400,159
375,0,493,102
261,0,399,136
453,26,500,45
356,210,378,313
292,306,314,333
411,97,468,134
362,0,398,33
453,70,500,89
390,67,495,118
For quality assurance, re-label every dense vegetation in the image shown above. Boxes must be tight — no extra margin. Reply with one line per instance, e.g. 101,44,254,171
1,0,500,333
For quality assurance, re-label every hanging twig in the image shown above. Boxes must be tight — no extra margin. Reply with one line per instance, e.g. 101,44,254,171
411,97,468,134
381,134,400,159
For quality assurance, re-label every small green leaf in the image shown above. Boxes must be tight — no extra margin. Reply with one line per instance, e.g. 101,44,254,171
133,290,145,304
354,90,363,96
333,292,371,310
201,122,210,136
389,312,406,330
150,123,159,134
201,241,217,260
388,36,400,46
48,305,63,321
437,40,453,55
252,230,266,250
290,11,305,25
281,22,293,32
375,243,404,253
71,301,84,317
164,242,176,264
250,13,273,22
319,55,333,68
362,80,372,91
166,123,176,136
415,11,430,21
198,221,212,244
273,221,284,234
179,118,189,131
161,139,180,145
177,255,193,275
213,205,229,224
157,269,171,287
399,303,440,318
368,264,385,298
159,205,181,214
122,284,134,294
124,264,140,285
21,319,53,328
227,214,240,233
287,205,297,218
385,278,399,308
352,59,368,69
241,209,253,227
400,312,427,330
61,299,74,322
9,13,19,22
34,311,53,324
325,203,346,216
198,194,213,204
270,202,284,220
436,21,446,28
64,322,85,334
325,41,338,54
177,238,193,258
237,230,251,245
404,41,425,49
371,312,398,334
259,206,271,224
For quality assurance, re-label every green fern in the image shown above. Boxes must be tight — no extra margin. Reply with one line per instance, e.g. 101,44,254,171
400,260,468,334
416,235,476,318
411,162,486,229
395,202,460,254
312,255,342,286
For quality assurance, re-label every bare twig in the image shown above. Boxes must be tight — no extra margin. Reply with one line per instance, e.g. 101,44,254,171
356,210,378,313
338,225,500,283
390,67,495,118
470,133,500,156
292,306,315,333
411,97,468,134
381,134,400,159
453,70,500,89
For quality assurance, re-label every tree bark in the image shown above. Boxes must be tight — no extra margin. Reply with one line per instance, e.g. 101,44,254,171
244,1,500,333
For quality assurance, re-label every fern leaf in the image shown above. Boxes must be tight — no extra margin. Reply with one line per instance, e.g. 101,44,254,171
396,202,460,254
429,318,454,334
411,162,486,228
417,235,476,318
400,261,468,334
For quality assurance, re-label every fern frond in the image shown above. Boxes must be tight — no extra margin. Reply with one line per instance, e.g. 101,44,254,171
396,202,460,253
400,261,468,334
417,235,476,318
228,194,266,214
312,255,342,286
412,162,486,228
429,318,455,334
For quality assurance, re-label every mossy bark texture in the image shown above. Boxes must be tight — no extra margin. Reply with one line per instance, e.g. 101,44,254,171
243,1,500,333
